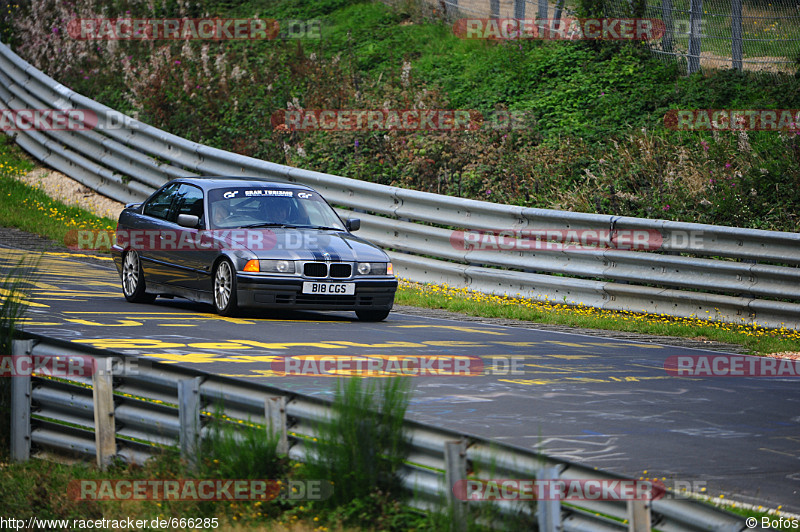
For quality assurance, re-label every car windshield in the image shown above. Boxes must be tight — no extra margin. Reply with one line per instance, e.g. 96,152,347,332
208,187,346,230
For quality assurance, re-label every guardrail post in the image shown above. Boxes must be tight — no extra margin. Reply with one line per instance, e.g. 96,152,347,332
265,396,288,455
444,440,467,532
92,356,116,470
10,339,32,462
537,467,561,532
178,377,202,470
627,500,652,532
688,0,703,74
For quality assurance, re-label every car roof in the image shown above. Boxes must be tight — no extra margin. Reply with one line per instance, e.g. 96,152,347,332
168,176,314,192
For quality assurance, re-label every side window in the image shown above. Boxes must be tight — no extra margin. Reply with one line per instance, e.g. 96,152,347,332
143,184,180,220
174,184,204,226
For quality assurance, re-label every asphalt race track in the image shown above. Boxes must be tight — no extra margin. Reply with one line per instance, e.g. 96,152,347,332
3,247,799,513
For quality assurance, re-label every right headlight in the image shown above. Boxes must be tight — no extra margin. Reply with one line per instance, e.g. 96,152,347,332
260,259,295,273
356,262,391,275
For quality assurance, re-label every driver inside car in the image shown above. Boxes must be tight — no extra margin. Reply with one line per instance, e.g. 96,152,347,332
212,201,233,227
266,198,294,223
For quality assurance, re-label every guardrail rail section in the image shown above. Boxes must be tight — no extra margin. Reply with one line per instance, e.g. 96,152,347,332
1,41,800,328
9,336,747,531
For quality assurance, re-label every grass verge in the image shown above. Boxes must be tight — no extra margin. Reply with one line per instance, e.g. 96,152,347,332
0,136,115,245
396,280,800,355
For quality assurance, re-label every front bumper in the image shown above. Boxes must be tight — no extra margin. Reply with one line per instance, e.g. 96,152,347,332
236,275,397,311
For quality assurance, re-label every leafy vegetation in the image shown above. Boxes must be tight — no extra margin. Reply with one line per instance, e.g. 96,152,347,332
306,378,411,512
3,0,799,231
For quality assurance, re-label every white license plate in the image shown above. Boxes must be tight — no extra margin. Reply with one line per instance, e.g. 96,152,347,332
302,282,355,295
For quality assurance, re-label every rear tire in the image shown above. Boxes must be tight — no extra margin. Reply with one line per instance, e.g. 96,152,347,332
213,259,239,316
121,249,156,303
356,309,391,322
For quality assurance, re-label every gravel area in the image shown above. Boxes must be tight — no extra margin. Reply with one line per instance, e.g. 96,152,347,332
15,168,126,220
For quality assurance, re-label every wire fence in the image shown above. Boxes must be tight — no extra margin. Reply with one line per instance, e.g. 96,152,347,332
608,0,800,74
393,0,800,74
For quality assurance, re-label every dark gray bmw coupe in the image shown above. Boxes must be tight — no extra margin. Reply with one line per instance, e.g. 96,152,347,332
111,177,397,320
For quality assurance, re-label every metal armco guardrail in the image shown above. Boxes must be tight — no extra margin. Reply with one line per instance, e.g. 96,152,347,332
0,40,799,330
9,335,746,531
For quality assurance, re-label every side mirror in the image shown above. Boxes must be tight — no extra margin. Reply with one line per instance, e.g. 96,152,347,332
177,214,200,228
346,218,361,232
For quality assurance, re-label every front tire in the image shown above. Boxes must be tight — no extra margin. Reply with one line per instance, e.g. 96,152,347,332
356,309,391,322
121,249,156,303
213,259,239,316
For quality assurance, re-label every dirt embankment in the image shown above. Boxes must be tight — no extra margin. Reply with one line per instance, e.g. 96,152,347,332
15,167,126,221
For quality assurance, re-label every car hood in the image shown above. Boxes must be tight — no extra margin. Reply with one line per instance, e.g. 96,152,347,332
226,228,390,262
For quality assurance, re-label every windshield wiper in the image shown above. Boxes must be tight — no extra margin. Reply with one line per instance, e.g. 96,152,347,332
294,225,344,231
240,222,299,229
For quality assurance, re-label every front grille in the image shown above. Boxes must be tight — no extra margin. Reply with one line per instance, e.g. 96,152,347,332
303,262,352,278
329,264,352,278
304,262,327,277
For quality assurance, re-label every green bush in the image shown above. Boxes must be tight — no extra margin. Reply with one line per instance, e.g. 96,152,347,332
199,405,284,480
4,0,800,231
306,377,411,511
